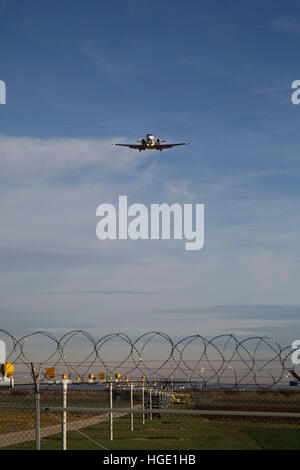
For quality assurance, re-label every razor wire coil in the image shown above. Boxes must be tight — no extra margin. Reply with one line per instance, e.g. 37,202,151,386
0,330,297,388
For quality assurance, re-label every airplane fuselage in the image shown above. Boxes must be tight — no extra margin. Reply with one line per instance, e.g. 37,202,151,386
140,134,164,151
112,133,189,151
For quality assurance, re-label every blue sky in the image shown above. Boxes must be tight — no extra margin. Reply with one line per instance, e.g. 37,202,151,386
0,0,300,349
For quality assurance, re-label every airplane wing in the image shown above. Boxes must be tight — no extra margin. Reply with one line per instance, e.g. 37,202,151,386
157,142,190,149
112,143,143,150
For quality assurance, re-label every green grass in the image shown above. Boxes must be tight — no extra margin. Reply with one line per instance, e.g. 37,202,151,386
5,414,300,450
242,427,300,450
4,389,300,450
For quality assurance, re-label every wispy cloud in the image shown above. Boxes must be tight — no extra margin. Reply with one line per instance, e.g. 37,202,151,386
270,16,300,34
33,289,162,295
0,135,141,177
0,134,299,337
0,0,8,19
165,179,194,201
80,41,131,82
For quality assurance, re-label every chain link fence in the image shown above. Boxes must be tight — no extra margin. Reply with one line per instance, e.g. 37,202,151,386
2,382,300,450
1,330,300,450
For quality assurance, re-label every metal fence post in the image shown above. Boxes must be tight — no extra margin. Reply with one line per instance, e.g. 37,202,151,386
142,384,145,424
130,382,134,431
149,387,152,421
31,363,40,450
62,380,68,450
109,382,113,440
35,385,40,450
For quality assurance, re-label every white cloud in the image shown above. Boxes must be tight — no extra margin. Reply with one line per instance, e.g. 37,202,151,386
0,135,300,337
0,135,142,178
270,17,300,35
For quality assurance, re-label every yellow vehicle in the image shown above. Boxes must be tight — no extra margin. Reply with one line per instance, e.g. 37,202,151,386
170,393,191,404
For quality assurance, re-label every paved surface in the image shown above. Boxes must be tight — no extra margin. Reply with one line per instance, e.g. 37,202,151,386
0,411,130,448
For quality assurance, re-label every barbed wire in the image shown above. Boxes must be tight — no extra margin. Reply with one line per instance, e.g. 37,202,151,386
0,330,297,388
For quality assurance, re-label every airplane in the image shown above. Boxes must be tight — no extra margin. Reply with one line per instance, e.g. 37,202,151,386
112,133,190,152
